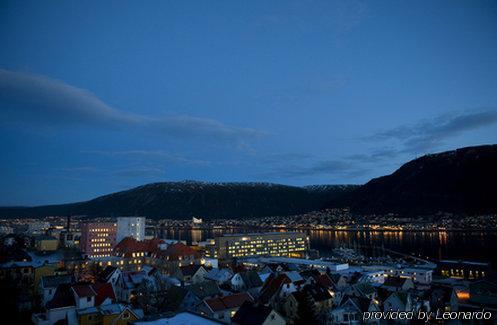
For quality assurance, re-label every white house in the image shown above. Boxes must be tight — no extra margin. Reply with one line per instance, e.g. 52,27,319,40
328,297,380,325
198,292,253,323
205,268,234,284
72,284,96,309
39,274,73,307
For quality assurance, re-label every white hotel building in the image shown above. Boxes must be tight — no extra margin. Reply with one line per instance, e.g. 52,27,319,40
116,217,146,243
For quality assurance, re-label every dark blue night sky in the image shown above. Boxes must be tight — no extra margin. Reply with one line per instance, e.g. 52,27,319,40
1,0,497,205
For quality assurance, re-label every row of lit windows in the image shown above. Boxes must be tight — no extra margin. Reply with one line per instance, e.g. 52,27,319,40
91,238,107,242
89,228,115,232
227,244,306,257
91,243,111,247
93,248,112,252
89,254,111,258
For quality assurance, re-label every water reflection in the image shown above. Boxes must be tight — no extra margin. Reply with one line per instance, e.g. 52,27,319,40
160,228,497,268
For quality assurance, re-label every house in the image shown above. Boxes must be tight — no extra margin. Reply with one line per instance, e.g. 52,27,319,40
313,273,335,289
114,237,165,258
166,281,222,311
151,242,202,274
383,292,413,312
305,283,334,311
351,283,377,300
39,274,73,307
426,284,453,311
34,262,62,291
113,237,165,271
174,264,208,284
91,282,116,306
284,283,334,320
116,267,173,305
284,271,305,286
189,281,223,301
32,283,76,325
198,292,253,323
99,265,122,287
299,268,322,281
358,271,386,285
205,268,234,285
115,269,151,303
259,274,294,308
451,279,497,312
34,235,59,252
232,301,286,325
76,303,143,325
231,270,263,292
381,276,414,292
72,284,97,309
164,286,190,311
328,297,380,325
329,273,348,289
393,268,433,285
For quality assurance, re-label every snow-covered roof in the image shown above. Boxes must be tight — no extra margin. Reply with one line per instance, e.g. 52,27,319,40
134,312,222,325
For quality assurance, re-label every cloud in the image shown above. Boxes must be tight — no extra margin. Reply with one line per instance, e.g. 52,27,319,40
57,166,100,173
83,149,211,166
113,166,166,178
0,69,266,143
372,109,497,153
264,159,369,179
259,153,313,164
344,147,400,163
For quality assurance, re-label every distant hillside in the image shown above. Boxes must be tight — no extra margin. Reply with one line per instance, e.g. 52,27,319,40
349,144,497,215
0,181,357,219
3,145,496,219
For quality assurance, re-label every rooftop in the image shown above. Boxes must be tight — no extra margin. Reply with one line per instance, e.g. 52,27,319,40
221,231,305,237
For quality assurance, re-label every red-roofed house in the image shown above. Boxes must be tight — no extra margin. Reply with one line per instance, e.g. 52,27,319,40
72,284,97,309
314,273,335,289
198,292,254,322
113,237,165,271
152,242,201,274
91,282,116,306
114,237,164,258
259,273,296,308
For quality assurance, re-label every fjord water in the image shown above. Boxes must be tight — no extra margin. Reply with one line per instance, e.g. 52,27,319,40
162,228,497,268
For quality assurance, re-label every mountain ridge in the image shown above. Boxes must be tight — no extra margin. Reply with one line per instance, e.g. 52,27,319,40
2,144,497,219
0,181,357,219
348,144,497,215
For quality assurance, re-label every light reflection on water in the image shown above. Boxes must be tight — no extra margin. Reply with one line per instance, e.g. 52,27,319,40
161,228,497,268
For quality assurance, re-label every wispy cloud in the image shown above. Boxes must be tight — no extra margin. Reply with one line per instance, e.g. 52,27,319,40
263,159,369,180
344,147,400,163
113,166,166,178
259,153,313,164
0,69,266,144
57,166,100,173
371,109,497,154
82,149,211,166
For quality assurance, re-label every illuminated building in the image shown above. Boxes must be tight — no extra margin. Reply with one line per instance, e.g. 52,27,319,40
209,232,309,260
437,260,490,280
80,222,117,258
116,217,146,243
